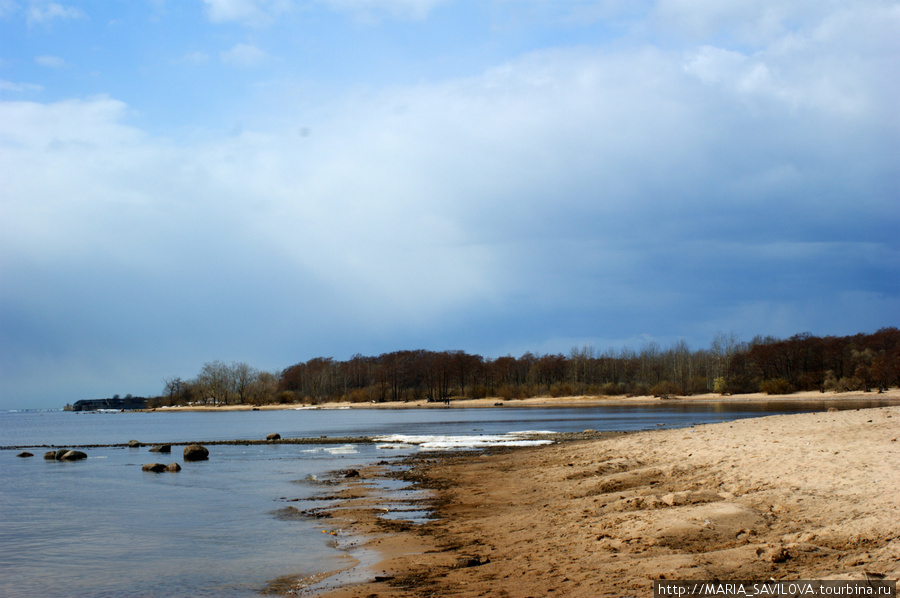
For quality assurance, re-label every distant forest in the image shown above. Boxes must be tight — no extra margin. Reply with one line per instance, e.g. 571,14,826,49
149,328,900,408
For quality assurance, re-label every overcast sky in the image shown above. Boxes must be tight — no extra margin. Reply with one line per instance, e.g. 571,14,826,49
1,0,898,409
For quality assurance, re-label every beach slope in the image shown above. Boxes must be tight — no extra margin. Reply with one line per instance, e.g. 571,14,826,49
316,406,899,597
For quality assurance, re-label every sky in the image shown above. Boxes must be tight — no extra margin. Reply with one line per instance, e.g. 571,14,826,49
1,0,898,409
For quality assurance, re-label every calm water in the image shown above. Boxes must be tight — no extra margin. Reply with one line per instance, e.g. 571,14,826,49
1,401,894,597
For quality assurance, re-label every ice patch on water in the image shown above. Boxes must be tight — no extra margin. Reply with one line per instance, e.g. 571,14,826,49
373,432,556,451
299,444,359,455
324,444,358,455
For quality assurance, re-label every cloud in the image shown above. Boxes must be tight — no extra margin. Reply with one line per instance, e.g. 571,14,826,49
179,50,211,65
34,54,65,67
220,43,268,67
202,0,448,26
202,0,291,26
0,79,44,92
26,0,84,24
0,0,19,19
1,1,897,407
321,0,450,21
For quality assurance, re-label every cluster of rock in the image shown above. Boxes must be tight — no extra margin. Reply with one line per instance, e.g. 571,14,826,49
142,443,208,473
142,462,181,473
18,433,282,475
43,449,88,461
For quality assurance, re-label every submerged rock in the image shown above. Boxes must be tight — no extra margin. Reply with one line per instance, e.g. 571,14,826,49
44,451,58,460
183,444,209,461
149,445,171,453
142,463,167,473
17,451,34,458
58,450,87,461
166,462,181,472
127,440,141,447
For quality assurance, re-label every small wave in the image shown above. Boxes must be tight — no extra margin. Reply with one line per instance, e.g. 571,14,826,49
373,432,555,451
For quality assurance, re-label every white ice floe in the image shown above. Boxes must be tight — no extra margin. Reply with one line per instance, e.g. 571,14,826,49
300,444,359,455
324,444,358,455
373,432,556,451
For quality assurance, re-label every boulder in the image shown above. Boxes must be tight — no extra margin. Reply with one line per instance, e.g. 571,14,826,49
54,449,69,461
127,439,141,447
44,451,58,460
58,450,87,461
266,433,281,441
166,462,181,472
149,445,171,453
17,451,34,458
142,463,167,473
183,444,209,461
344,469,361,478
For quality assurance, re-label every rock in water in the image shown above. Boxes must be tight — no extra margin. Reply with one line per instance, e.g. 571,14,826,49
17,451,34,458
149,445,171,453
54,449,69,461
58,450,87,461
266,433,281,441
183,444,209,461
127,440,141,447
166,463,181,472
44,451,57,460
142,463,167,473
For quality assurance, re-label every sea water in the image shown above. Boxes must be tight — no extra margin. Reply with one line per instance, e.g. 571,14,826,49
2,400,895,597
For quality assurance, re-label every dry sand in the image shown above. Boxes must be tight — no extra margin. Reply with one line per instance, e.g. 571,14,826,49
158,389,899,411
297,402,899,598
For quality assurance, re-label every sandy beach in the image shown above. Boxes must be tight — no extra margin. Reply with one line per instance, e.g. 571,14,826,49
157,389,900,411
297,397,899,597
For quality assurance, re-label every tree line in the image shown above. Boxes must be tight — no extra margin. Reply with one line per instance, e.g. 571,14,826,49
147,328,900,408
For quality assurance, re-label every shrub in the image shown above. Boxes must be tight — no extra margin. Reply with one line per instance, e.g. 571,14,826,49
713,377,727,394
549,382,577,397
650,381,680,398
278,391,298,404
344,388,372,403
599,382,624,396
626,383,650,397
759,378,794,395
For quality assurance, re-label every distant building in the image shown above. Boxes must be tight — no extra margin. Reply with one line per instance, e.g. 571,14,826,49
68,397,148,411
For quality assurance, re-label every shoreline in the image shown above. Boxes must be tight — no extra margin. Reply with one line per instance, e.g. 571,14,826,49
150,388,900,412
298,404,900,597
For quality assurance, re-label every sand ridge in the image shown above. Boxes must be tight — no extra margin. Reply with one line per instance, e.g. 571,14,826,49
307,405,899,597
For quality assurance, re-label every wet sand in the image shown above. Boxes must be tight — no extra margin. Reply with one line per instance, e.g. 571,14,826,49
299,402,899,597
